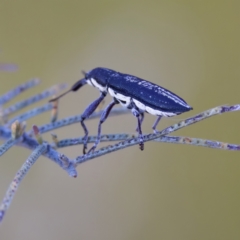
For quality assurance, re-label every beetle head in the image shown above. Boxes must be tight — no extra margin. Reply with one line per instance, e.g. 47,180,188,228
86,67,114,86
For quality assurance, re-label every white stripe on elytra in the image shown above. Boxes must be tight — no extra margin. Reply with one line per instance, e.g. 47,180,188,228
145,106,176,117
109,88,177,116
108,88,131,107
108,88,117,98
137,81,190,108
132,97,176,117
133,99,146,111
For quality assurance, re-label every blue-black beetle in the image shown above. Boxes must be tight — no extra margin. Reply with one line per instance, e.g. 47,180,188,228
50,67,193,153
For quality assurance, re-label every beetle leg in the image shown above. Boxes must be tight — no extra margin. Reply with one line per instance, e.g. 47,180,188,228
132,108,144,150
152,116,162,133
80,92,106,154
88,100,118,153
136,112,144,132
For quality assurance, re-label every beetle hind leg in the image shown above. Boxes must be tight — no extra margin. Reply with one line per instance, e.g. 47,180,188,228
135,112,144,132
132,108,144,150
152,116,162,134
80,121,89,154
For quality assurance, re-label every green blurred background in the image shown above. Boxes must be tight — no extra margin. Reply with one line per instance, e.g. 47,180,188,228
1,1,240,239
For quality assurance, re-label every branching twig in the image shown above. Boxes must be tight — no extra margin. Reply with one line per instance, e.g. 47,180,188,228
3,83,67,118
54,133,240,151
73,104,240,165
0,143,48,222
0,79,40,105
0,80,239,224
27,107,129,135
7,103,53,125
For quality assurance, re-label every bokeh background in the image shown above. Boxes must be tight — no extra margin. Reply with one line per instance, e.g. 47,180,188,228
1,1,240,239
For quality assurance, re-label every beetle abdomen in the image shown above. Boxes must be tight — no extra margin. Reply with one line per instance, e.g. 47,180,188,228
109,73,192,114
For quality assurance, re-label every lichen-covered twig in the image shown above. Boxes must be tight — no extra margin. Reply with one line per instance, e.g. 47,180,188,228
27,107,129,135
53,133,240,152
0,125,77,177
73,104,240,165
0,138,19,156
0,121,25,156
7,103,53,125
155,136,240,151
0,78,39,105
54,133,132,148
3,83,67,117
0,79,240,224
0,143,47,223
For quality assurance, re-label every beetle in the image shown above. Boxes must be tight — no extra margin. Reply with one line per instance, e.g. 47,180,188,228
50,67,193,154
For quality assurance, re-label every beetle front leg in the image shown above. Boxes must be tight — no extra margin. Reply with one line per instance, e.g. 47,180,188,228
80,92,106,154
132,108,144,150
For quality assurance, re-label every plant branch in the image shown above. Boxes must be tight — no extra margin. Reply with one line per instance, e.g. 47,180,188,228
0,143,48,223
73,104,240,165
0,80,240,224
0,79,40,105
54,133,240,151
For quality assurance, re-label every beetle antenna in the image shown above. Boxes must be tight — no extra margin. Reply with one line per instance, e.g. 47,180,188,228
49,78,87,102
81,70,87,76
49,89,72,102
